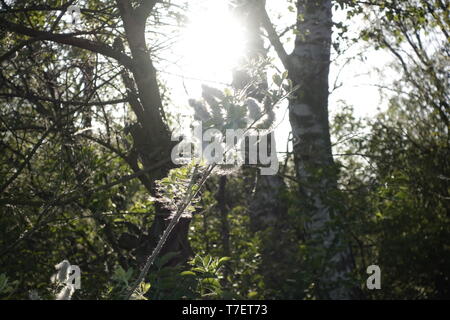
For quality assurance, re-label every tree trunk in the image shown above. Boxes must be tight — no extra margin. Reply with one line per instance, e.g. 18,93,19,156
287,0,352,299
116,0,192,267
260,0,353,299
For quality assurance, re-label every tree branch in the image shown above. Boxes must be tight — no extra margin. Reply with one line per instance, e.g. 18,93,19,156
0,17,133,69
137,0,159,20
259,6,290,70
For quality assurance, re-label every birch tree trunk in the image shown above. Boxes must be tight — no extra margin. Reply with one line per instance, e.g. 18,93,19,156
261,0,353,299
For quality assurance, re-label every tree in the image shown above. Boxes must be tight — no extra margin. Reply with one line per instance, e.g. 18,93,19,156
0,0,191,288
332,0,449,299
260,0,353,298
1,0,448,300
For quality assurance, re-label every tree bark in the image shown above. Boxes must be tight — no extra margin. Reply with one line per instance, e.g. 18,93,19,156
115,0,192,267
261,0,353,299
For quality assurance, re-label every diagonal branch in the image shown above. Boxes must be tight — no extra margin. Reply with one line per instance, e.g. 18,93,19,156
137,0,159,20
259,6,290,70
0,17,133,69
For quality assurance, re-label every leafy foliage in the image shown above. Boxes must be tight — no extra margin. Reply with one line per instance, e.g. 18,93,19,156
0,0,448,300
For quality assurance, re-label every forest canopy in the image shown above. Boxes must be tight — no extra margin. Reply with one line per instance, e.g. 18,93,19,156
0,0,448,300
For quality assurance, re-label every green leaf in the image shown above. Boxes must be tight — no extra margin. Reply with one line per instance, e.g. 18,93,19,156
217,257,231,266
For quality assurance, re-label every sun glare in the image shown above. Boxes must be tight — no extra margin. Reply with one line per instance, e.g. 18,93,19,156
175,2,247,86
